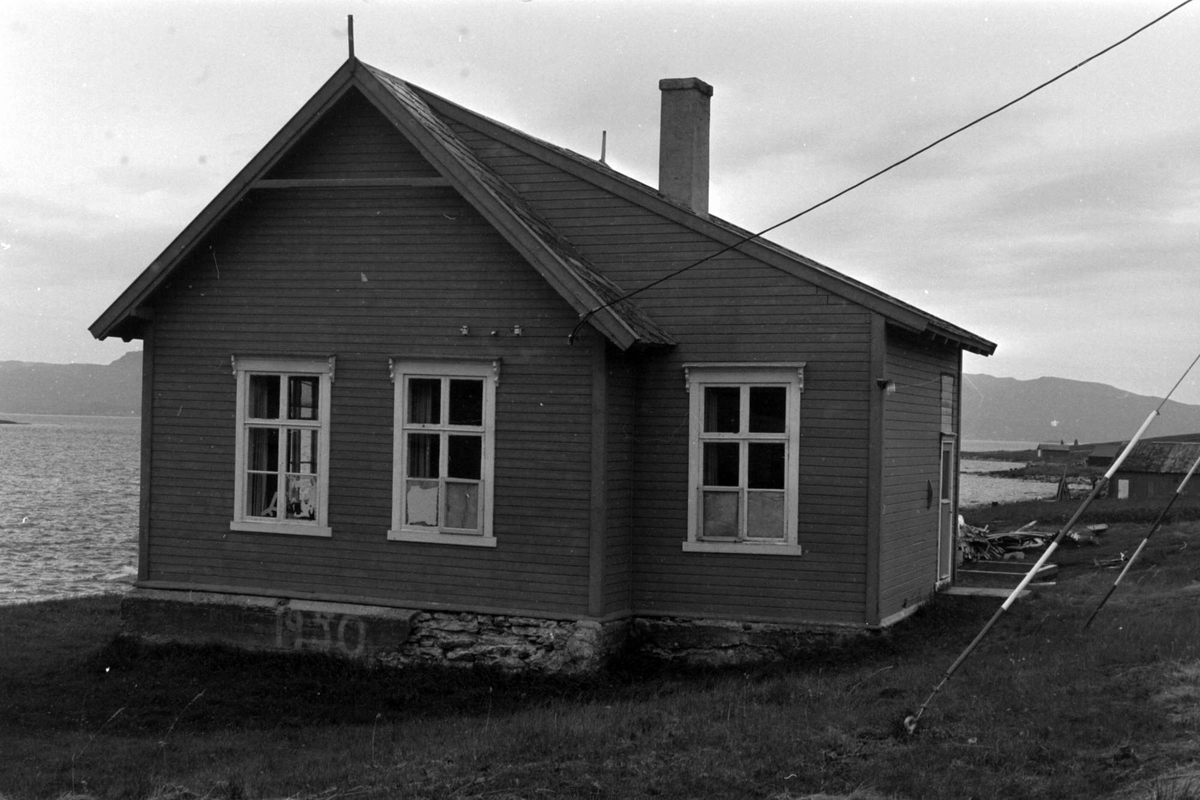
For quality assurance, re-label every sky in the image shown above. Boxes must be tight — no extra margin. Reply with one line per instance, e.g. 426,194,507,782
3,0,1200,402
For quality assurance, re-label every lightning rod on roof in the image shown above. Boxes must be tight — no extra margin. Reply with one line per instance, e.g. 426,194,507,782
348,15,355,59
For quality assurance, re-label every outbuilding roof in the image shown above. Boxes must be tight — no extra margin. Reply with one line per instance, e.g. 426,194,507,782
1116,441,1200,474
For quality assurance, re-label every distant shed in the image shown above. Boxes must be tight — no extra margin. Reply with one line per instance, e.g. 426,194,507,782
1037,443,1071,462
1087,443,1122,468
1109,441,1200,501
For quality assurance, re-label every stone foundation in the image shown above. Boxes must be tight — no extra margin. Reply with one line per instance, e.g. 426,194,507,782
121,589,862,673
627,616,863,668
378,611,627,674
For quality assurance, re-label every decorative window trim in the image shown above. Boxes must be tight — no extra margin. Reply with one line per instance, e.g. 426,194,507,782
683,363,805,556
230,355,334,537
388,358,499,548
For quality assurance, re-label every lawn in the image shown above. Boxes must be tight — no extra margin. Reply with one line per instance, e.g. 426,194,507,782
4,515,1200,800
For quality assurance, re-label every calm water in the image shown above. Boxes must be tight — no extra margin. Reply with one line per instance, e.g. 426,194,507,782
959,459,1058,509
0,414,139,606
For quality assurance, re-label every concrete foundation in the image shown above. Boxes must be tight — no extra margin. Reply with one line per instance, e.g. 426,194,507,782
120,588,863,673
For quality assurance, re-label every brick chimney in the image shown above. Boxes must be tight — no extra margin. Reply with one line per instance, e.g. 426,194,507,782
658,77,712,217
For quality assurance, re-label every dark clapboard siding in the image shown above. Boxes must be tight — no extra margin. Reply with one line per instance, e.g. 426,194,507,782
144,92,602,617
879,327,958,620
604,347,636,617
449,120,872,625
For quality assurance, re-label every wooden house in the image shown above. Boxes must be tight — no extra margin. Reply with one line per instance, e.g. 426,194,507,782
1036,443,1072,462
91,57,996,670
1109,441,1200,501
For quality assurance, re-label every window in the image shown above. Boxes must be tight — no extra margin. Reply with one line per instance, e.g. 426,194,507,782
389,359,498,547
941,374,956,434
231,356,334,537
684,364,804,555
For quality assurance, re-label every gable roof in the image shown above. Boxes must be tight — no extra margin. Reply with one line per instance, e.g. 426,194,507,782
1117,440,1200,475
93,57,995,357
90,58,673,350
413,85,997,356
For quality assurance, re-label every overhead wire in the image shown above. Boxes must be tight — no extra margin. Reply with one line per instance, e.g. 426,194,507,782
568,0,1196,344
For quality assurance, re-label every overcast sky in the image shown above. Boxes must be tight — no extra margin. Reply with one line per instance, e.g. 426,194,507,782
3,0,1200,403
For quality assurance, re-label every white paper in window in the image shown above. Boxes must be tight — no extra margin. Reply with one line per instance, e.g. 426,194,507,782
747,491,785,539
444,482,479,530
406,479,439,526
702,491,739,538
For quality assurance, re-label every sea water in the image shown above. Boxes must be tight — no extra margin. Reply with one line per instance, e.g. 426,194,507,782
0,414,139,606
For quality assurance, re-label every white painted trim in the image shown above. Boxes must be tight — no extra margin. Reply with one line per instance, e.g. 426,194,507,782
230,520,333,537
682,541,802,556
231,356,334,537
386,529,498,548
391,359,498,546
683,364,804,555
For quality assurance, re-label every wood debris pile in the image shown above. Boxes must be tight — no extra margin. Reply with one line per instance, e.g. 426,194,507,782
958,518,1109,562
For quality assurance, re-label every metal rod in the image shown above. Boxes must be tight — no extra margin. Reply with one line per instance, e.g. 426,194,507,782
1081,450,1200,630
904,407,1163,734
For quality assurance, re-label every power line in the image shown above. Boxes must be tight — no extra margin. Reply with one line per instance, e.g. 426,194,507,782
569,0,1195,344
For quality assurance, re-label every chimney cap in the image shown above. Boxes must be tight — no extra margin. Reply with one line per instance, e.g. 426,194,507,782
658,77,713,96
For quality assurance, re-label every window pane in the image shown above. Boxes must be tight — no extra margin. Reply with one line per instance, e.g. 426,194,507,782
406,479,439,526
704,387,740,433
407,434,440,478
408,379,441,424
748,443,785,489
747,491,785,539
703,442,740,486
449,379,484,426
287,429,318,474
941,453,953,501
247,473,279,518
444,482,480,530
248,428,278,471
448,435,482,480
702,491,739,538
749,387,787,433
285,474,317,520
941,375,955,433
288,376,319,421
249,375,280,419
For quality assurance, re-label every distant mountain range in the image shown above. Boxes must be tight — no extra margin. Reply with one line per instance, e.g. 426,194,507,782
3,356,1200,443
0,351,142,417
963,373,1200,445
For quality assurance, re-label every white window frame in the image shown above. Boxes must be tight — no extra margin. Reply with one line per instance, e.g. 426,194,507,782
389,358,499,548
230,355,334,537
684,363,804,556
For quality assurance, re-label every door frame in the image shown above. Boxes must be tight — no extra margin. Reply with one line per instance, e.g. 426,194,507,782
937,436,956,587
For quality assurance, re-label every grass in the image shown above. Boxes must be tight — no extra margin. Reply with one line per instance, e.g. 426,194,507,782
5,514,1200,799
